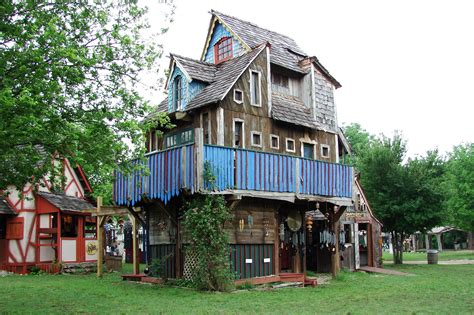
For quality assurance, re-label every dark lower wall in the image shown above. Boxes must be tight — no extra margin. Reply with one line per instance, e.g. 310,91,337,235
150,244,176,279
230,244,274,279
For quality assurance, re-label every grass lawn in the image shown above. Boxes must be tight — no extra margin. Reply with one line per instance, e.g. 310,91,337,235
383,249,474,261
1,264,473,314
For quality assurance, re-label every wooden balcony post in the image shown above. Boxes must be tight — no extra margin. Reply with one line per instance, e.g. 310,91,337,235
195,127,204,191
130,214,140,275
295,158,300,194
96,197,104,278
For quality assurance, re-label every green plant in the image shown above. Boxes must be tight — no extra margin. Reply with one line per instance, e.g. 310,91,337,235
236,282,254,290
148,254,173,280
181,162,235,291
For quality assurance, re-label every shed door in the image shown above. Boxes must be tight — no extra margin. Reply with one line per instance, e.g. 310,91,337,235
0,217,7,264
354,223,360,269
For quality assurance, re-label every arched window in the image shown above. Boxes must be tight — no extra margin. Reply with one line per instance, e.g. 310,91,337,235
214,37,233,63
173,76,182,111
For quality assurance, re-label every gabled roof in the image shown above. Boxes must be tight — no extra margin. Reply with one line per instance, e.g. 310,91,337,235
171,54,217,83
37,192,95,212
271,93,318,129
209,10,308,74
0,196,16,215
186,44,267,111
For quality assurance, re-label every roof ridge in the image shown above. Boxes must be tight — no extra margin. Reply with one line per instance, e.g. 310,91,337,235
211,10,300,46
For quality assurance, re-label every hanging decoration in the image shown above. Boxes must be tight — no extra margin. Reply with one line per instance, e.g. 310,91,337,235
239,218,244,232
306,216,313,232
262,217,270,237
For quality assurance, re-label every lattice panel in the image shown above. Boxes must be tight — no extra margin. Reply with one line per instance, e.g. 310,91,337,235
183,249,199,280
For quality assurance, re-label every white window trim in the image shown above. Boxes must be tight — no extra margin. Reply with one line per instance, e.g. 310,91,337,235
233,89,243,104
249,70,262,107
320,144,331,159
285,138,296,153
300,139,317,159
232,118,245,149
269,134,279,149
251,131,262,147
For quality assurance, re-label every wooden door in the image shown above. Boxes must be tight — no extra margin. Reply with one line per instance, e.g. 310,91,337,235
0,217,7,264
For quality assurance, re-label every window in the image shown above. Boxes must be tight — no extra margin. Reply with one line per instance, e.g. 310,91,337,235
146,130,158,153
164,129,194,149
251,131,262,147
233,120,244,148
84,216,97,239
303,143,315,159
250,70,261,106
321,145,330,158
6,217,23,240
286,138,295,153
214,37,233,63
61,215,78,238
0,217,6,239
270,135,279,149
173,76,182,111
233,89,243,104
202,112,210,144
272,72,289,88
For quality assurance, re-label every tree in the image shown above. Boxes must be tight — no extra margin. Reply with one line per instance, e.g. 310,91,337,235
0,1,174,198
349,129,445,263
443,143,474,248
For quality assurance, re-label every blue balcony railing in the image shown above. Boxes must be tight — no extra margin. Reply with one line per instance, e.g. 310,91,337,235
113,142,353,206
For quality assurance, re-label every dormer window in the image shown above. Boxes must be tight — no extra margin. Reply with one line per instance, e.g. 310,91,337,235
173,76,182,111
214,37,233,63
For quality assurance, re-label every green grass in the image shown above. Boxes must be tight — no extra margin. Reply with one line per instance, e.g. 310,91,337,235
383,249,474,261
0,264,473,314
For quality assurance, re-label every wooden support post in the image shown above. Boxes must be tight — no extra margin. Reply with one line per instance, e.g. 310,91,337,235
195,127,204,191
130,214,140,275
96,197,104,278
331,206,346,279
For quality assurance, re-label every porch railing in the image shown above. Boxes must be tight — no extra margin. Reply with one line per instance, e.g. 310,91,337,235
113,130,353,205
204,145,353,198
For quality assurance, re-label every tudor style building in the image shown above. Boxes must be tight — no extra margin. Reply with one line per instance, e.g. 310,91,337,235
0,159,98,274
114,10,381,282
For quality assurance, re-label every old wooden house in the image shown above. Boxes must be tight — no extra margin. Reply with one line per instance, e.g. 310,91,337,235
114,10,381,282
0,159,98,274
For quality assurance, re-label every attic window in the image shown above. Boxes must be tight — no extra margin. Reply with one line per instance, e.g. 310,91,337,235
173,76,183,111
272,73,289,88
233,89,243,104
270,135,279,149
251,131,262,147
286,138,295,153
214,37,233,63
250,70,261,106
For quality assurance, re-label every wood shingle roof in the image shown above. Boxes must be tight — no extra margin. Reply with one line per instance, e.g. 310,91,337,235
0,196,15,215
37,192,95,212
271,93,319,129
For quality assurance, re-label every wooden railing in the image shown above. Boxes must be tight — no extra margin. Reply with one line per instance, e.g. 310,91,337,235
113,137,353,206
204,145,353,198
113,144,195,206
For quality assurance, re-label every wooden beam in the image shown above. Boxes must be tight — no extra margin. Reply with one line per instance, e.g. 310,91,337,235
96,197,104,278
129,214,140,275
91,206,140,217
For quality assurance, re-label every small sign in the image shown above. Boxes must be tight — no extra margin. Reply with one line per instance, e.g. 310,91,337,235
245,259,252,264
263,258,271,263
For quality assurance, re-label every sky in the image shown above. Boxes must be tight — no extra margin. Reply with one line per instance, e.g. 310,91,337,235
147,0,473,158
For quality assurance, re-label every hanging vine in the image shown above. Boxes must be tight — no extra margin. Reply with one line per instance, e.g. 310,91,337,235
182,162,234,291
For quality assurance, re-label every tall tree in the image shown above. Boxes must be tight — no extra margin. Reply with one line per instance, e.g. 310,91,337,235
443,143,474,248
0,1,173,198
349,128,445,263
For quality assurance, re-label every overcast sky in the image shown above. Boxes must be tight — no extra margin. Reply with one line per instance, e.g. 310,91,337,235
148,0,473,158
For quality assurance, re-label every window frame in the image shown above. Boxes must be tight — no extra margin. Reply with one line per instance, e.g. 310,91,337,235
163,128,194,149
285,138,296,153
270,134,279,150
6,217,24,240
233,118,245,149
250,131,262,148
233,89,243,104
320,144,331,159
214,36,233,64
249,70,262,107
173,76,183,111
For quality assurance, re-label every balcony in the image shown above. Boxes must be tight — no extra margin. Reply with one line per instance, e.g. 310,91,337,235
113,142,353,206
